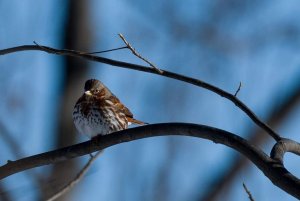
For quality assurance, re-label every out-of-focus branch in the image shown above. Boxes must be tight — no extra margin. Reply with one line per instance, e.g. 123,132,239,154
0,121,44,200
0,183,13,201
0,121,23,159
0,123,299,199
0,44,281,141
46,151,103,201
42,1,93,200
243,183,255,201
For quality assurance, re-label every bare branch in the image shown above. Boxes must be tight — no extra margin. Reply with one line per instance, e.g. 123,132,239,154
0,121,44,190
33,41,57,54
0,182,13,201
234,82,242,97
88,46,128,54
46,151,103,201
118,33,163,73
34,42,127,56
0,44,281,141
271,138,300,163
0,121,24,159
243,183,255,201
0,123,299,199
199,78,300,201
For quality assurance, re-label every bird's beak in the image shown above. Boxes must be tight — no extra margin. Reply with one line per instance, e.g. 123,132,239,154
85,90,92,96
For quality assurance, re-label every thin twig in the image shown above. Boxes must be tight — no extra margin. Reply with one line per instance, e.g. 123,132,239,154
33,41,57,54
243,183,255,201
88,46,128,54
0,44,281,141
234,81,242,97
46,150,103,201
118,33,163,74
33,41,87,55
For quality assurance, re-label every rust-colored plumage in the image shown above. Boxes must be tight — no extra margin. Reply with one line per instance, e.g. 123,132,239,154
73,79,145,138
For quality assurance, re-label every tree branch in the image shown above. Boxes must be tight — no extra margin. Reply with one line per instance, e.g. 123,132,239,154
118,33,163,73
0,44,281,141
0,123,299,199
0,121,24,159
234,81,242,97
199,77,300,201
271,138,300,163
243,183,255,201
46,151,103,201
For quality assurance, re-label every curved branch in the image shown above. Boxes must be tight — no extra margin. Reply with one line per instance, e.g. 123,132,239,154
0,123,298,198
0,45,281,141
271,138,300,163
199,77,300,201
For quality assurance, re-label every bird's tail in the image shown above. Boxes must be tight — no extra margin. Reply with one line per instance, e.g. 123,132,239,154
127,117,148,125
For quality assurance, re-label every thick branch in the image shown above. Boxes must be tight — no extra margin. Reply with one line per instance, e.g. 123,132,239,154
200,77,300,201
271,138,300,163
0,45,281,141
0,123,299,199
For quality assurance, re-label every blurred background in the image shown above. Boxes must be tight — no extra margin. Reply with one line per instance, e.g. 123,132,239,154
1,0,300,200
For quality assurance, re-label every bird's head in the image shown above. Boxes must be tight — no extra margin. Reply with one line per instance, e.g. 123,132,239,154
83,79,106,98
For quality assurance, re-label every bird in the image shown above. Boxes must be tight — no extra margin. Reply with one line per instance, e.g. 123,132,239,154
73,79,145,138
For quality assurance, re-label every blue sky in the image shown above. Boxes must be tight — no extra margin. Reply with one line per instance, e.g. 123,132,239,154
1,1,300,201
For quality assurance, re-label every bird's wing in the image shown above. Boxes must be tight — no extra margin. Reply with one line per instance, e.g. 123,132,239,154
109,95,134,118
109,94,146,125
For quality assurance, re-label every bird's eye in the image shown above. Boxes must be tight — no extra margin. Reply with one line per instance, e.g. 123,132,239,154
94,89,100,94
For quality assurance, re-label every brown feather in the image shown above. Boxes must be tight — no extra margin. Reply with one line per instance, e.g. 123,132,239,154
127,117,146,125
108,95,145,125
109,95,134,118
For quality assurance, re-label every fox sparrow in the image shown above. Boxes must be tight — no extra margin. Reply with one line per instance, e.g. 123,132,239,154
73,79,145,138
